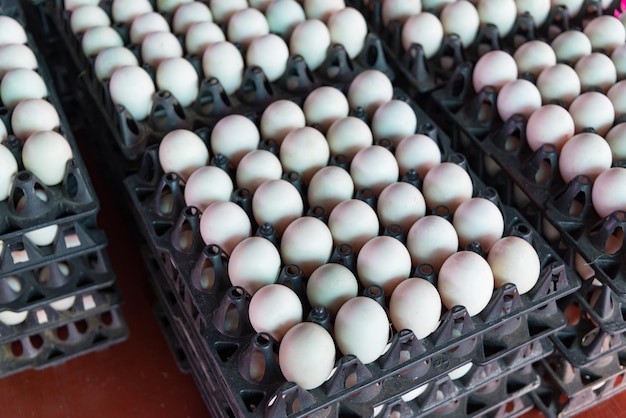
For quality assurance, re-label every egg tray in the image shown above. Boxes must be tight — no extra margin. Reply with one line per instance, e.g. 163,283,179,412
528,348,626,418
151,298,191,375
568,279,626,336
0,304,127,378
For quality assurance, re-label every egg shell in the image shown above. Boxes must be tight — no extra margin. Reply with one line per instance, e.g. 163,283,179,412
69,5,110,34
156,57,199,107
209,0,248,23
607,80,626,119
200,201,251,254
438,251,494,316
24,224,59,246
172,1,213,34
266,0,306,37
158,0,193,13
350,145,399,196
11,99,60,141
327,7,367,59
246,34,289,83
525,104,575,151
382,0,422,26
453,197,504,252
328,199,379,253
0,16,26,46
334,296,389,364
279,322,336,389
227,8,270,48
401,12,444,59
82,26,124,57
158,129,209,181
371,99,418,147
478,0,517,37
326,117,373,161
0,44,38,79
515,0,550,27
202,41,245,95
440,1,480,47
211,115,260,166
568,91,615,136
606,123,626,162
551,0,583,17
550,30,592,65
472,50,518,93
281,217,333,276
141,31,184,68
422,0,455,11
496,79,542,122
513,40,556,77
448,362,473,380
280,127,329,183
260,100,306,145
406,215,458,271
22,131,73,186
109,65,155,121
307,166,354,214
64,0,99,11
422,162,473,213
236,149,283,192
184,166,233,211
1,68,47,109
306,263,358,316
394,134,442,179
377,182,426,233
559,132,612,183
0,119,6,142
129,12,171,45
249,283,302,341
0,310,28,326
50,295,76,311
347,70,394,119
591,167,626,218
357,235,412,296
303,86,349,131
289,19,331,71
488,236,540,294
536,64,581,107
185,22,226,55
390,278,441,339
252,179,303,235
0,143,18,201
228,236,282,295
303,0,345,21
574,52,617,93
611,43,626,79
583,15,625,54
111,0,153,24
94,47,139,81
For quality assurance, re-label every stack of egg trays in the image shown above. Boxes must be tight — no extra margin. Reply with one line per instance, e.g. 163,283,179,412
0,1,127,376
121,86,580,416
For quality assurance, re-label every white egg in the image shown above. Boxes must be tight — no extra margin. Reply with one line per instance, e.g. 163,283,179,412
260,99,306,143
0,310,28,326
406,215,458,271
472,50,518,93
185,22,226,55
575,52,617,93
591,167,626,218
289,19,331,71
64,0,99,11
303,86,349,130
50,295,76,311
559,132,612,183
109,65,155,121
246,34,289,82
1,68,47,109
607,80,626,119
328,199,379,252
394,134,442,179
0,143,18,201
438,251,494,316
550,30,592,65
488,236,540,294
200,201,251,253
228,236,281,295
453,197,504,252
236,150,283,192
382,0,422,26
334,296,389,364
371,100,418,146
448,362,473,380
422,0,455,11
69,5,110,35
478,0,517,37
156,57,199,107
496,79,542,122
303,0,345,21
390,278,441,339
227,8,270,48
606,122,626,162
513,40,556,77
157,0,192,13
141,31,184,68
525,104,575,151
350,145,399,195
0,16,26,46
0,44,38,79
24,225,59,246
536,64,581,107
81,26,124,57
11,98,60,141
252,179,303,234
307,166,354,214
281,217,333,276
326,117,373,161
266,0,306,37
611,43,626,79
249,283,302,341
111,0,153,24
422,162,473,213
583,15,625,54
347,70,394,118
440,1,480,48
568,91,615,136
279,322,335,389
129,12,171,45
172,1,213,34
550,0,584,17
22,131,73,186
184,166,233,211
280,127,329,183
515,0,550,27
202,41,245,95
94,47,139,81
209,0,248,23
357,235,412,295
377,182,426,233
159,129,209,181
210,114,260,166
0,119,6,142
327,7,367,59
306,263,358,316
401,12,444,59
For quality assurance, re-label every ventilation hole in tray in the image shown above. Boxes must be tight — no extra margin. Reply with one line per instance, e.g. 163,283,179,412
30,334,44,349
249,350,265,383
240,390,266,413
65,172,79,198
11,340,23,356
11,187,25,213
565,303,581,327
198,265,216,291
159,190,174,215
558,392,569,406
223,304,240,334
504,401,516,413
504,134,521,152
605,227,623,255
57,325,69,341
0,276,23,303
476,100,492,124
76,319,88,334
613,373,625,389
534,160,551,185
560,333,576,349
449,73,466,98
85,251,102,270
569,194,586,217
506,380,526,394
178,224,194,252
466,398,487,414
101,311,113,326
152,221,171,237
215,341,238,362
581,328,599,347
345,371,358,389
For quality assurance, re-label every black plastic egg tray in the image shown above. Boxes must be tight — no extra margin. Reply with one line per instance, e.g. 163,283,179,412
570,280,626,336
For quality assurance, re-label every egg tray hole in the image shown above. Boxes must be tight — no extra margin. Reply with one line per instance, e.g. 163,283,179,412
570,281,626,335
0,245,117,313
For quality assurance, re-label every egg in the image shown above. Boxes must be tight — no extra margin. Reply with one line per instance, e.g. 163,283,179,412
228,236,282,295
184,166,233,211
591,167,626,218
0,120,6,142
515,0,550,27
260,99,306,144
422,0,455,11
64,0,99,11
607,80,626,119
303,0,345,21
129,12,171,45
357,235,412,295
185,22,226,55
172,1,213,34
307,166,354,214
50,295,76,311
574,52,617,93
1,68,47,109
281,217,333,276
334,296,389,364
513,40,556,77
350,145,399,195
550,30,592,65
159,129,209,181
478,0,517,37
209,0,248,23
440,0,480,47
401,12,444,59
406,215,459,271
236,150,283,192
328,199,379,252
157,0,192,13
496,79,542,122
525,104,575,151
453,197,504,252
551,0,583,17
438,251,494,315
306,263,358,316
422,162,473,213
394,134,442,179
252,179,303,235
606,123,626,162
249,283,302,341
568,92,614,136
22,131,73,186
141,31,184,68
279,127,329,183
94,47,139,81
488,236,540,294
382,0,422,26
347,70,394,119
11,99,60,141
246,34,289,82
371,100,418,146
0,143,18,201
377,182,426,233
327,7,367,59
24,225,59,246
390,278,442,339
69,5,110,34
0,310,28,326
202,41,245,95
559,132,612,183
109,65,156,121
289,19,331,71
111,0,153,24
326,117,373,161
279,322,335,389
583,15,625,54
536,64,581,107
472,50,518,93
0,44,38,79
156,57,199,107
210,114,260,166
303,88,349,132
266,0,306,37
200,201,251,253
82,26,125,57
611,43,626,79
227,8,270,48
